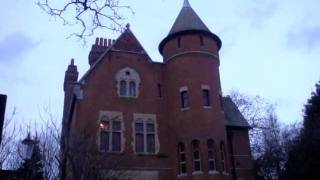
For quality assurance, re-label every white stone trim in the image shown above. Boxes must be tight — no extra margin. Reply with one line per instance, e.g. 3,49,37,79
115,67,141,98
208,170,219,175
179,86,188,92
201,84,210,90
166,51,220,63
132,113,160,154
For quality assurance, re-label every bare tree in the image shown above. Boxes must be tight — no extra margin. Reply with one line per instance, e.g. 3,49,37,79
37,0,134,40
0,108,23,169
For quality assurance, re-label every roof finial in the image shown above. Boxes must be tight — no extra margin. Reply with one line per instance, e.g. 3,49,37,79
126,23,130,29
183,0,190,7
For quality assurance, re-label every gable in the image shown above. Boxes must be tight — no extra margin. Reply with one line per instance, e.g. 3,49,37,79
79,28,152,84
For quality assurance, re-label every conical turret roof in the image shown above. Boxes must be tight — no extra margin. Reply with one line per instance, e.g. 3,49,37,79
169,0,210,35
159,0,221,54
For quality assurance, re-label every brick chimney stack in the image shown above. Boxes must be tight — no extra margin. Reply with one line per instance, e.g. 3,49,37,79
63,59,78,118
88,37,115,66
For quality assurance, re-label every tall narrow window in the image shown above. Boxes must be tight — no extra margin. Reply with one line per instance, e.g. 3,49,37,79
178,143,187,174
133,115,158,154
157,83,162,98
192,140,202,172
200,35,204,46
220,142,226,172
181,91,189,108
120,80,127,96
99,117,122,152
178,37,181,48
129,81,136,96
207,139,216,171
202,89,210,106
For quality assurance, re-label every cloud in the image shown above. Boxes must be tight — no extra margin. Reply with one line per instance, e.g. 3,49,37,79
0,33,39,63
238,0,278,28
287,27,320,50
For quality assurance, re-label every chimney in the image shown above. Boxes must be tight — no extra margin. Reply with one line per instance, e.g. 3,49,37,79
88,37,115,66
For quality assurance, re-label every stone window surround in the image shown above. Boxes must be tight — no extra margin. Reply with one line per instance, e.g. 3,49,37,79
132,113,160,155
97,111,125,153
115,67,141,98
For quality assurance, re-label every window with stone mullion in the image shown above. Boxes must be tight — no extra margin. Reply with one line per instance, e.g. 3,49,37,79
99,119,122,152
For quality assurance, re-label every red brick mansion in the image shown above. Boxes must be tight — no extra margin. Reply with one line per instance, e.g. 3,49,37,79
61,0,254,179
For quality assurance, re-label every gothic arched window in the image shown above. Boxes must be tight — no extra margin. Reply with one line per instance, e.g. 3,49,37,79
115,67,141,98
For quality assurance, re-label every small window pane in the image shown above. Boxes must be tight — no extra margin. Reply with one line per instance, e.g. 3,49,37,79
181,153,186,162
208,150,214,159
194,161,201,171
209,161,215,171
207,139,214,148
112,132,121,151
179,144,185,152
181,163,186,173
193,150,200,159
135,134,144,153
100,131,109,151
147,134,155,153
192,141,199,149
146,123,155,132
135,122,144,132
112,121,121,131
129,81,136,96
120,80,127,96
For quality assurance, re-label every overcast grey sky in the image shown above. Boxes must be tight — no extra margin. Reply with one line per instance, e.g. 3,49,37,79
0,0,320,125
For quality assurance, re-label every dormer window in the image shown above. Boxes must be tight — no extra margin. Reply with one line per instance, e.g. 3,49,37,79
116,67,141,98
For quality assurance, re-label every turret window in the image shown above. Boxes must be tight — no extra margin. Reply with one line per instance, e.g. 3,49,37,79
202,85,211,108
116,67,141,98
180,86,189,110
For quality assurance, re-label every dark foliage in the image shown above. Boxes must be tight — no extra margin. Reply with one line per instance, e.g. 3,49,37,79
282,81,320,180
